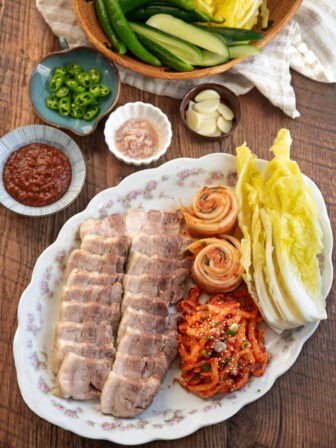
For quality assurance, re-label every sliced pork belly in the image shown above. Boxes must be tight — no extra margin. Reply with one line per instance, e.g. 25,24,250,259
55,321,113,345
60,302,120,332
115,327,178,365
131,233,184,257
52,338,115,374
79,213,125,239
112,352,168,380
62,283,123,305
125,209,184,235
67,269,123,287
66,249,125,277
53,353,111,400
123,270,188,303
100,209,189,417
81,235,130,256
101,372,161,418
126,251,191,276
53,213,129,400
121,293,168,316
117,308,177,343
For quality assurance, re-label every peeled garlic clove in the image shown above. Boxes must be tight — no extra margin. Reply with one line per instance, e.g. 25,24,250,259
217,103,234,120
188,100,196,111
217,116,233,133
197,117,217,136
194,89,220,102
193,99,220,114
186,108,203,131
197,109,221,120
207,128,222,137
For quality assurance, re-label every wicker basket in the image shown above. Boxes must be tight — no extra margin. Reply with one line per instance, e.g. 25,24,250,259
72,0,302,80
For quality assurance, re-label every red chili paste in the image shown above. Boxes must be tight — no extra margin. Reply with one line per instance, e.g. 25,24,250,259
3,143,72,207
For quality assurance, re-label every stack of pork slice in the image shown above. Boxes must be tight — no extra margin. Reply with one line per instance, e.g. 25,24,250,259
52,209,191,417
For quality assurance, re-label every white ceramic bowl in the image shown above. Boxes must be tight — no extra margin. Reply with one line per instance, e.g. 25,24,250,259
104,102,172,166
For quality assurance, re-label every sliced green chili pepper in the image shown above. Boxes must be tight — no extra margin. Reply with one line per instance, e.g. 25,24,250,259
95,0,127,54
89,84,101,98
105,0,161,66
66,63,83,76
55,86,70,98
65,78,79,90
98,83,111,97
83,106,100,121
70,104,85,118
49,74,64,93
54,66,67,77
76,72,93,88
74,91,94,107
58,96,71,116
72,84,86,95
45,95,58,110
89,68,102,84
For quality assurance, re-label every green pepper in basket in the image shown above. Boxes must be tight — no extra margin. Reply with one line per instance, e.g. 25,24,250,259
95,0,127,54
104,0,162,66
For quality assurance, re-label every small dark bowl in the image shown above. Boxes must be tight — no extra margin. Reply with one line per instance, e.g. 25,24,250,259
180,83,241,140
29,40,120,137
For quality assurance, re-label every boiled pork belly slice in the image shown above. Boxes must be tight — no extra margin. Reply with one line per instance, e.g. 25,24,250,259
123,270,188,304
67,269,124,287
117,308,177,343
125,209,184,235
130,233,185,258
52,338,115,374
59,302,120,334
79,213,125,239
121,292,169,316
81,234,130,256
62,283,123,306
116,327,177,365
126,251,191,276
101,372,161,417
112,352,168,381
65,249,125,277
55,321,113,345
53,353,111,400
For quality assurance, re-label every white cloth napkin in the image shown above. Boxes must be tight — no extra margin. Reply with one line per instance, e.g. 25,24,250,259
36,0,336,118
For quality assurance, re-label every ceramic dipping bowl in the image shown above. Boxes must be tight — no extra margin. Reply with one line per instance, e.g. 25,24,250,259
29,39,120,136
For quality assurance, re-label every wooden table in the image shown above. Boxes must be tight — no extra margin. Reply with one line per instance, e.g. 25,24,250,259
1,1,335,447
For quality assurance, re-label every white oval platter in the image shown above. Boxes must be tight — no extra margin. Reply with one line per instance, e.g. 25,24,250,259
13,153,333,445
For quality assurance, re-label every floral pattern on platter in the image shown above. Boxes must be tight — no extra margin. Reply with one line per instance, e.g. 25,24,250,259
98,168,238,219
14,154,332,443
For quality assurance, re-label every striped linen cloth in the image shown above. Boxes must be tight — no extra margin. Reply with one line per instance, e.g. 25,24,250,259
36,0,336,118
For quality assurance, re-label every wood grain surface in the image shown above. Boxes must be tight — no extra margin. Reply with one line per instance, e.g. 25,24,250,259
0,1,335,447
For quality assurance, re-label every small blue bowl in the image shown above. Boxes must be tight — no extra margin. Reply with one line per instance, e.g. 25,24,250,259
29,41,120,136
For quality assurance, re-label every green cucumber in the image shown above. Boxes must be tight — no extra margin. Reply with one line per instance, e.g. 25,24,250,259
198,26,264,44
228,44,261,59
137,35,193,71
127,5,223,23
196,50,229,67
146,14,229,57
129,21,203,65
